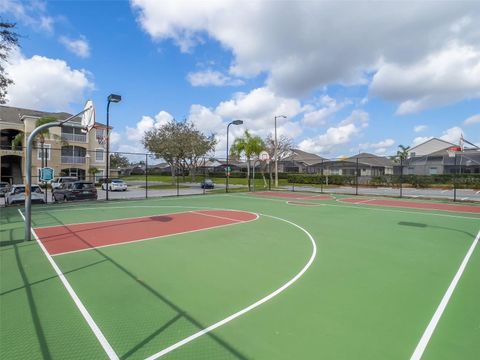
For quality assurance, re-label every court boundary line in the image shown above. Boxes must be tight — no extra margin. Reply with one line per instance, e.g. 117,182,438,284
144,212,317,359
50,211,259,257
34,207,251,230
232,194,480,220
17,209,119,360
410,229,480,360
336,197,480,214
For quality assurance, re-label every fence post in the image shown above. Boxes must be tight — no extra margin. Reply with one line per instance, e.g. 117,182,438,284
355,157,359,196
203,157,206,195
145,154,148,199
268,161,271,190
320,159,324,193
399,157,403,198
453,153,457,202
176,164,180,196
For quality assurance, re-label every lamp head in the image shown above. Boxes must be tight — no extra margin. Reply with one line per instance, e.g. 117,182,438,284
276,115,287,119
232,119,243,125
108,94,122,103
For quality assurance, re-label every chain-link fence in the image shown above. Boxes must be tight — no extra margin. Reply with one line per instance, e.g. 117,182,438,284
1,147,479,206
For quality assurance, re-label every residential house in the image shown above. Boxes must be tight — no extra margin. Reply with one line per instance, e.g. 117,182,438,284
278,149,326,173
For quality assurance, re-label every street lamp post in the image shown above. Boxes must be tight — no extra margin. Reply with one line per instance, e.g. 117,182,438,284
226,119,243,193
274,115,286,187
106,94,121,201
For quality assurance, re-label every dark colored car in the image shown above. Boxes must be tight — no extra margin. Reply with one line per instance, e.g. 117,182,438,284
200,179,215,189
0,181,10,197
53,181,97,202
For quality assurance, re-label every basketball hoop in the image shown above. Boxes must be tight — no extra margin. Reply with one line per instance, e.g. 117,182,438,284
81,100,96,133
446,146,460,158
259,150,270,163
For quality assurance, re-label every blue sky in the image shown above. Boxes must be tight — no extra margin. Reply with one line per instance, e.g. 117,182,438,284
2,0,479,158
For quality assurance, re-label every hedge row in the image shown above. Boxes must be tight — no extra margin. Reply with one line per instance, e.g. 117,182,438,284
287,173,480,189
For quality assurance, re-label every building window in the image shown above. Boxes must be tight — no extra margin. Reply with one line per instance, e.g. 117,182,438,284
96,128,105,143
95,148,104,162
429,167,438,175
37,144,51,161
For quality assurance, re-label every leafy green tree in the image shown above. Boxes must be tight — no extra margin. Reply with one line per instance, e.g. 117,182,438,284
88,166,100,182
230,130,265,190
0,21,19,104
142,120,216,183
110,153,130,168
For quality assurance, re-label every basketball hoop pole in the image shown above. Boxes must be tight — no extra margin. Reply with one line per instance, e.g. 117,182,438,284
24,108,90,241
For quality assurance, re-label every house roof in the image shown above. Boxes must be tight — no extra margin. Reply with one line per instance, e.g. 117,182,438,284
408,138,455,152
347,153,394,167
0,105,108,128
282,148,326,165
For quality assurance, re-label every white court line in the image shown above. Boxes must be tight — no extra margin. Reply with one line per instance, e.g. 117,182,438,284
17,209,119,360
352,199,375,204
410,230,480,360
232,194,480,220
51,210,259,257
144,213,317,359
190,210,248,223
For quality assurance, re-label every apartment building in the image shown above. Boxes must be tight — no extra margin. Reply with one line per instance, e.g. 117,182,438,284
0,105,110,184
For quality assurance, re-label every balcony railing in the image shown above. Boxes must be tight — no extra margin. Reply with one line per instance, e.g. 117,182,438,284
61,156,86,164
61,133,87,142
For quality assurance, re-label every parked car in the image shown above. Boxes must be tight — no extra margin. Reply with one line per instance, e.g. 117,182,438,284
200,179,215,189
0,182,10,197
51,177,77,189
6,184,45,205
53,181,97,202
101,179,127,191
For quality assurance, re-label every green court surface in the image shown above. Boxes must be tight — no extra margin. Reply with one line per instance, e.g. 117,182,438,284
1,193,479,359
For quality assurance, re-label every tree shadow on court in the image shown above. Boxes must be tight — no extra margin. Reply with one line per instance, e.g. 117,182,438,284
398,221,476,239
10,243,52,359
46,212,248,360
33,216,174,247
0,258,108,297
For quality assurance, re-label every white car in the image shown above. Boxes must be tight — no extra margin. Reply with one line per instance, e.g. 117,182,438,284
51,177,77,189
102,179,127,191
6,184,46,205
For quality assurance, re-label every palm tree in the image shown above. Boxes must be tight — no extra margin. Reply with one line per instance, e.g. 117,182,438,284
230,130,265,190
396,145,410,162
12,116,67,175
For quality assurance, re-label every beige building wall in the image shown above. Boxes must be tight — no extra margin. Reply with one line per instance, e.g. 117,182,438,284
4,115,109,183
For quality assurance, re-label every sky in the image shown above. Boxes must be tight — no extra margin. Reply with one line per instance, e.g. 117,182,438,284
1,0,479,159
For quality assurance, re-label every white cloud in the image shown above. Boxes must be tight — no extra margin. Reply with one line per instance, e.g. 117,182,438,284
125,111,173,141
371,42,480,114
59,36,91,58
187,70,243,87
464,114,480,125
414,125,428,133
302,95,344,127
0,0,54,32
5,50,93,111
132,0,480,108
359,138,395,151
439,126,463,144
215,87,303,137
298,110,369,155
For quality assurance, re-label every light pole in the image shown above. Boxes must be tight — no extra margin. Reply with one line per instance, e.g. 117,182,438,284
274,115,286,187
106,94,121,201
226,119,243,193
